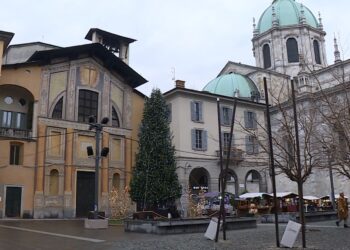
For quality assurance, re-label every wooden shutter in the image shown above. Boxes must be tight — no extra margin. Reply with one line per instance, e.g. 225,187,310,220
198,102,203,122
252,112,257,129
244,111,248,128
203,130,207,151
245,135,253,154
191,129,196,149
190,101,195,121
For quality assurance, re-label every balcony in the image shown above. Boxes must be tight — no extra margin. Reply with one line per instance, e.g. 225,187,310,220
216,147,244,163
0,127,32,140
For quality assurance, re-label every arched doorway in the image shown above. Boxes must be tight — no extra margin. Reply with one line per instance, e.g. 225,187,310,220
226,170,238,195
189,168,210,194
245,170,261,193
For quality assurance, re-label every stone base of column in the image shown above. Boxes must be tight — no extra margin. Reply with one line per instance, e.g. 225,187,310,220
63,192,74,218
100,192,109,218
33,192,45,219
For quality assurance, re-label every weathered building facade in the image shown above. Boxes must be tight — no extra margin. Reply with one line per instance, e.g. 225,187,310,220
0,28,146,218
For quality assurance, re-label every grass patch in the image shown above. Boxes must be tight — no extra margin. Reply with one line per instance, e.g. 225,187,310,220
108,219,124,226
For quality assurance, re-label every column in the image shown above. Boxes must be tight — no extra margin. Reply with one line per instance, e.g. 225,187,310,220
101,131,109,213
64,128,74,218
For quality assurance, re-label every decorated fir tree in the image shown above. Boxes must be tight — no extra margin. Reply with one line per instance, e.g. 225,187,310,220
130,88,181,211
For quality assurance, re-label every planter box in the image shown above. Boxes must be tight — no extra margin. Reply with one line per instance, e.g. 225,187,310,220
124,216,257,234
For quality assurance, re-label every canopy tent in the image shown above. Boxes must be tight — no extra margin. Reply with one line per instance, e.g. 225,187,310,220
320,194,348,199
239,192,271,199
269,192,298,198
303,195,320,201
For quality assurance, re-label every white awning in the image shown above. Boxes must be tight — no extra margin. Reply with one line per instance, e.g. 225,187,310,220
239,192,271,199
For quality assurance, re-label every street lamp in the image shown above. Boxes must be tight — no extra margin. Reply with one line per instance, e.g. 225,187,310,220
87,116,110,219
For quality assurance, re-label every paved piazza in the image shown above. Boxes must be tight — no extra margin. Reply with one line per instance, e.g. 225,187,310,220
0,219,349,249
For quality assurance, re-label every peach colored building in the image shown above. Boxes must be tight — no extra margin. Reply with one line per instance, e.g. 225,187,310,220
0,29,146,218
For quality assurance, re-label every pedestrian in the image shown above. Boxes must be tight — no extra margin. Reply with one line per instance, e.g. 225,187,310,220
336,192,348,228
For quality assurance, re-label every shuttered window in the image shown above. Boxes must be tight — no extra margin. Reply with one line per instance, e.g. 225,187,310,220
191,129,207,151
191,101,203,122
220,106,232,126
244,111,257,129
245,135,259,155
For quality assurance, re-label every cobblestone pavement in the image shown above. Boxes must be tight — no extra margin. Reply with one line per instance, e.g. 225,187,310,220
0,219,349,250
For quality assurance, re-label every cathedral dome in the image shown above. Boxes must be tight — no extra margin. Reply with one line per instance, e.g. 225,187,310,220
257,0,319,34
202,73,259,99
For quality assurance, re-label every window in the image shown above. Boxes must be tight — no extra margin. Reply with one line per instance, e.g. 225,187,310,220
222,132,234,150
191,101,203,122
10,143,23,165
1,111,26,129
78,90,98,123
245,135,259,155
2,111,12,127
52,98,63,119
286,38,299,63
313,40,321,65
49,169,59,195
112,107,120,127
263,44,271,69
244,111,257,129
191,129,207,151
221,106,232,126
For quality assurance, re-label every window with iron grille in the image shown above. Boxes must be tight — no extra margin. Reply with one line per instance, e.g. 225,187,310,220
78,90,98,123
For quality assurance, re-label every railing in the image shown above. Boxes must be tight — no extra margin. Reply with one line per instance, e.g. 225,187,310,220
216,147,244,163
0,127,32,139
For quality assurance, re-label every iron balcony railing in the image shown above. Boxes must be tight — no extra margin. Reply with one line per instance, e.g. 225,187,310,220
216,147,244,163
0,127,32,139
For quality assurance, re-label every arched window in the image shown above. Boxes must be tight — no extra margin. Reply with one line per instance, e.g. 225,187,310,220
263,44,271,69
313,40,321,64
112,173,120,190
245,170,261,193
52,97,63,119
78,90,98,123
49,169,59,195
286,38,299,63
112,107,120,127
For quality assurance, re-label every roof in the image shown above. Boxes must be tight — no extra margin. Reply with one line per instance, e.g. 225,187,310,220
28,43,147,88
85,28,136,45
203,73,259,99
257,0,319,34
163,87,266,108
239,193,271,199
269,192,298,198
0,30,15,53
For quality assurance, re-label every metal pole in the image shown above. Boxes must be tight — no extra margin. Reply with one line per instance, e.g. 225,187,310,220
215,98,224,242
328,153,336,210
94,125,101,219
263,77,280,247
291,79,306,248
221,99,237,241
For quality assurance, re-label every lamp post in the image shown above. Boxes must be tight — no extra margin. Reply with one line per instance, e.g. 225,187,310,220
87,116,109,219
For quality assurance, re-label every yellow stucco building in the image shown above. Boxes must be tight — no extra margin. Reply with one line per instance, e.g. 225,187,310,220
0,28,146,218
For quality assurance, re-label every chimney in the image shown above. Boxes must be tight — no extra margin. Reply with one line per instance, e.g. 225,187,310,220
175,80,185,88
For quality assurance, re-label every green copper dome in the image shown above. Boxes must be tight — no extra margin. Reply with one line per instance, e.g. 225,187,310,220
203,73,259,98
257,0,319,34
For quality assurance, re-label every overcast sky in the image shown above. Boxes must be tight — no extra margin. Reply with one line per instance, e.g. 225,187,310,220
1,0,350,96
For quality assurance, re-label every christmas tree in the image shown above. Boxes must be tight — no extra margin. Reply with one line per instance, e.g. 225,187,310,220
130,89,181,211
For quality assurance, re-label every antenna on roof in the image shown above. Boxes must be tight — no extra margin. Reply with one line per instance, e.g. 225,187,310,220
171,67,176,81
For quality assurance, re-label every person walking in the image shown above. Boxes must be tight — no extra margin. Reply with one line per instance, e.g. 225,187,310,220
336,192,348,228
